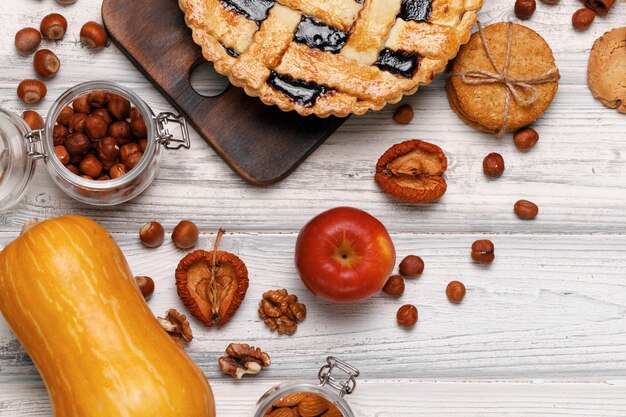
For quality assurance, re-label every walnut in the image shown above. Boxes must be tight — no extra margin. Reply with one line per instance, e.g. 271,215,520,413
259,289,306,335
218,343,270,379
157,309,193,346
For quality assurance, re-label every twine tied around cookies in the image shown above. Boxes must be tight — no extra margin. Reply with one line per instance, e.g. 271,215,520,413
449,21,560,136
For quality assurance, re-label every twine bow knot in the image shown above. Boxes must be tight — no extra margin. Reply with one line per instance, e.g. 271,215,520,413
450,22,560,136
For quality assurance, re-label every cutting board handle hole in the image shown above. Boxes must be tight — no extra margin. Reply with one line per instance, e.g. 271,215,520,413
189,61,230,97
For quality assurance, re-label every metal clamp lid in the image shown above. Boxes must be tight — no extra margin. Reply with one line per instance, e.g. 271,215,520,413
25,129,45,160
155,112,191,150
318,357,360,397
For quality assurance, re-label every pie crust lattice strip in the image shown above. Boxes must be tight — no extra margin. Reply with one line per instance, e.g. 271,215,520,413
180,0,483,117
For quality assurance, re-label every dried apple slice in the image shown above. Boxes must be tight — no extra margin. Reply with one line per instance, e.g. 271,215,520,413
375,139,447,203
175,229,249,327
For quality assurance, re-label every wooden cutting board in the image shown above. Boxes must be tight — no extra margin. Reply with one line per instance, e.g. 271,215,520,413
101,0,346,186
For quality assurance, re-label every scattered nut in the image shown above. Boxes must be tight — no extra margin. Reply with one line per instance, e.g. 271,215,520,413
80,21,108,49
135,275,155,300
514,0,536,20
483,152,505,178
14,28,42,54
33,49,61,78
572,8,596,30
40,13,67,40
471,239,495,264
22,110,44,130
172,220,199,249
259,289,307,335
218,343,270,379
17,80,47,104
514,199,539,219
382,275,405,297
375,140,447,203
513,127,539,151
399,255,424,278
157,309,193,346
393,104,414,124
446,281,466,303
139,221,165,248
397,304,418,328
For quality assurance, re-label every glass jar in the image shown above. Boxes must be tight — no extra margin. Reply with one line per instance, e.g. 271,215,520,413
252,357,360,417
0,81,189,210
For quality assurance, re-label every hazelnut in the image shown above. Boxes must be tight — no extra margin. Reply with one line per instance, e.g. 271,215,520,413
65,133,90,156
107,95,131,120
125,152,143,170
101,157,119,171
109,163,128,179
96,175,110,181
14,27,42,54
57,106,74,126
68,113,88,134
80,21,108,50
86,91,109,108
393,104,414,124
65,164,79,175
130,116,147,138
172,220,199,249
85,115,108,140
53,125,69,146
399,255,424,278
130,107,141,120
54,145,70,165
135,276,155,300
514,199,539,219
139,221,165,248
79,154,103,178
138,138,148,152
471,239,495,264
514,0,536,19
69,154,84,166
72,95,92,114
17,80,47,104
108,121,132,144
97,136,120,161
572,8,595,30
22,110,44,130
92,108,113,126
396,304,418,329
446,281,466,303
120,143,141,164
81,175,94,181
33,49,61,78
513,127,539,151
382,275,405,297
56,0,78,3
483,152,505,178
40,13,67,40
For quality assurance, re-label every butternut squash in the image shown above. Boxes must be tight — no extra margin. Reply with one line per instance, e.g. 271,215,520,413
0,215,216,417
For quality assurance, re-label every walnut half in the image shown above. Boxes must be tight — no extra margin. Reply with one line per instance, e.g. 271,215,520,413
218,343,271,379
157,309,193,348
259,289,307,335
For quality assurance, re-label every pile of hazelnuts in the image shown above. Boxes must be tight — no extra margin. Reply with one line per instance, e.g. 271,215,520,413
514,0,604,31
54,91,148,180
14,0,108,130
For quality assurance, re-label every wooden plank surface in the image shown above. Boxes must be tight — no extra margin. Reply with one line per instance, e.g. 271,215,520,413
0,0,625,415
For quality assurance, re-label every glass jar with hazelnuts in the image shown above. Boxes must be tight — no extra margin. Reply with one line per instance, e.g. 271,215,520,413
0,81,189,209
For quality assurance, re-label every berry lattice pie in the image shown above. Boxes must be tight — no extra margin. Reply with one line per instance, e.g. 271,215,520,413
180,0,482,117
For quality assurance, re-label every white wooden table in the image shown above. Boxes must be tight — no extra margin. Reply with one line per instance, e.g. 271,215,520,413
1,0,625,415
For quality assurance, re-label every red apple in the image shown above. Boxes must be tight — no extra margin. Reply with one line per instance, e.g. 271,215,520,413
295,207,396,303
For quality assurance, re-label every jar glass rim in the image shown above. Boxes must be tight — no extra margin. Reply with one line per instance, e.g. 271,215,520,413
44,81,156,190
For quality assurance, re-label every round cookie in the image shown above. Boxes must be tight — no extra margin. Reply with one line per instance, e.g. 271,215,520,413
447,22,559,134
587,27,626,114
